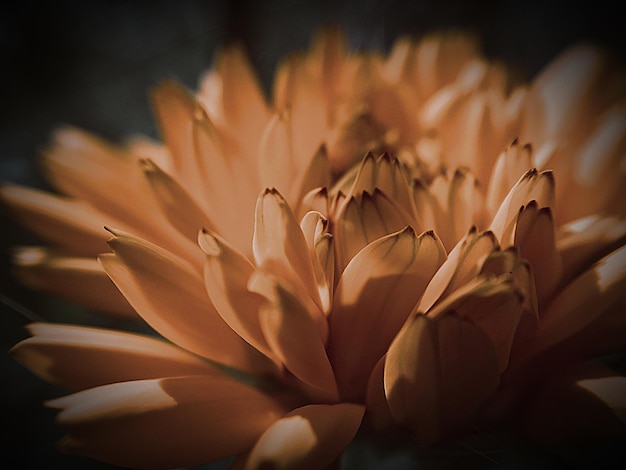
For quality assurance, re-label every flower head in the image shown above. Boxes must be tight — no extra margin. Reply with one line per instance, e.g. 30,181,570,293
3,29,626,468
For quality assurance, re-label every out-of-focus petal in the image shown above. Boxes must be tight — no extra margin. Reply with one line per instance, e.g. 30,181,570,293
0,184,112,256
141,158,215,242
48,375,286,469
523,363,626,444
557,214,626,287
150,80,203,195
11,323,215,390
485,139,533,217
100,229,271,374
235,403,364,470
523,244,626,360
12,247,133,316
329,227,446,401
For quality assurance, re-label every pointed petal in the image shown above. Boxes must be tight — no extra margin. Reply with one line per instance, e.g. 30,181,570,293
334,190,413,272
238,403,364,470
329,228,446,401
48,375,285,469
253,188,322,312
11,323,215,390
489,168,555,244
514,203,562,303
100,229,269,374
418,228,498,313
12,247,133,316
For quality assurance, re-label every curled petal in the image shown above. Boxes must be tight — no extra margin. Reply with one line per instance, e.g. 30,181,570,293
236,403,364,470
48,375,286,469
11,323,215,390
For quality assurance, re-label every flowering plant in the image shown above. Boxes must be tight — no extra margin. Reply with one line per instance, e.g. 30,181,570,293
3,29,625,469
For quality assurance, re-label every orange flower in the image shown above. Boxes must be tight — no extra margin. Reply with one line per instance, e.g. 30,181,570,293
3,29,626,468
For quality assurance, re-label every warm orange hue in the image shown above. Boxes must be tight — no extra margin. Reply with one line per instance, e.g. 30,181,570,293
3,29,626,468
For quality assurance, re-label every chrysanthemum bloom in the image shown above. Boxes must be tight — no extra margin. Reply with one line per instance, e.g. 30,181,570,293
3,29,626,468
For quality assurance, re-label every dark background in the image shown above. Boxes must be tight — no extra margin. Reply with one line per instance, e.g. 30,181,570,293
1,1,625,468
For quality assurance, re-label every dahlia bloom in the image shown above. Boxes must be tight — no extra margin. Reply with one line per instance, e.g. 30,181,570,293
3,29,626,468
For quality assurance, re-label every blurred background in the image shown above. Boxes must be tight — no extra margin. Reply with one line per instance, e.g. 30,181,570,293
1,0,625,468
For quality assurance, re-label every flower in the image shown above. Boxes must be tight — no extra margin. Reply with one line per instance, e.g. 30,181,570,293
3,28,626,468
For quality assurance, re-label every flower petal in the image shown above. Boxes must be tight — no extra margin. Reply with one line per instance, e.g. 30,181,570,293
48,375,285,469
329,227,446,401
99,229,270,374
334,189,413,273
236,403,364,470
141,158,215,242
524,244,626,360
384,314,441,443
150,80,204,194
557,214,626,287
523,363,626,444
384,313,499,442
199,229,276,362
418,228,498,313
427,276,525,372
250,272,338,403
253,188,323,314
514,202,563,304
489,168,555,244
12,247,133,316
0,184,112,256
11,323,215,390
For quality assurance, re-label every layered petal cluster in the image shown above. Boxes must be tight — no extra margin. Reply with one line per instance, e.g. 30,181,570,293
3,29,626,469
